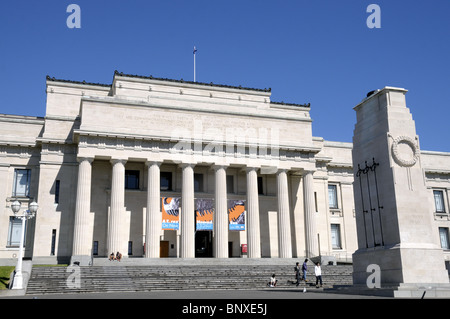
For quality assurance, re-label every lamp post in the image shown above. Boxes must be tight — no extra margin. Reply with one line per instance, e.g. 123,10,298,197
10,200,38,290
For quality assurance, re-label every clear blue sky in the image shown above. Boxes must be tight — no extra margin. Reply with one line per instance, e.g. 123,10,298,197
1,1,449,151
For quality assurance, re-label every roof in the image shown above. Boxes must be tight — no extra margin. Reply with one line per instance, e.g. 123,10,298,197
113,70,272,93
46,71,309,107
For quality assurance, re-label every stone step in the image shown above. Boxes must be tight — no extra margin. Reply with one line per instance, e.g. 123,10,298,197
25,262,353,295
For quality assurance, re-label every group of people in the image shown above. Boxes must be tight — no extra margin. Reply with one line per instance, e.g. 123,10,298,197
295,259,323,288
268,259,323,289
108,251,122,261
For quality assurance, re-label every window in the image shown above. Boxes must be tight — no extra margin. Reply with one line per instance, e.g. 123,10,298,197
194,173,204,192
51,229,56,255
128,241,133,255
257,176,264,195
125,170,140,190
7,216,24,247
13,169,31,197
55,180,60,204
93,241,99,255
433,190,446,213
331,224,342,249
328,184,338,209
314,192,318,212
439,228,450,250
160,172,172,191
226,175,234,194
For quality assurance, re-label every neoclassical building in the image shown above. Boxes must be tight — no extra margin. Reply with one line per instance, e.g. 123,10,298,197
0,71,449,264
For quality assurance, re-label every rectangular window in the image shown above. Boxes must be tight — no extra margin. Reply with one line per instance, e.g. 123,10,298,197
13,169,31,197
226,175,234,194
55,180,60,204
439,228,450,250
160,172,173,191
194,173,204,192
51,229,56,255
314,192,318,212
125,170,140,190
128,241,133,255
328,184,338,209
93,241,99,255
433,190,446,213
257,176,264,195
331,224,342,249
7,216,24,247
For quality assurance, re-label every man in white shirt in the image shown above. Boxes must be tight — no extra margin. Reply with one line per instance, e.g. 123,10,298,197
314,262,323,288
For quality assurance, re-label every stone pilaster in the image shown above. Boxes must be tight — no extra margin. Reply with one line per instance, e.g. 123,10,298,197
277,169,292,258
145,161,161,258
214,165,228,258
246,167,261,258
303,170,318,257
180,163,195,258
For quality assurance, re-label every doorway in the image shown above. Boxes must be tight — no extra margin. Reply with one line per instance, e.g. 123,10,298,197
195,231,212,257
160,241,169,258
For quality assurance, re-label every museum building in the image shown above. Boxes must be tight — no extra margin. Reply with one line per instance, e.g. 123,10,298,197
0,71,449,264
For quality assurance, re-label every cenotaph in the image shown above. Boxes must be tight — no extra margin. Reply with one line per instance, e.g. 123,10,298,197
351,87,449,297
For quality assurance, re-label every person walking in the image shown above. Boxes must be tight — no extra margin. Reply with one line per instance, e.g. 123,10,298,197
295,262,301,286
301,259,308,282
315,262,323,288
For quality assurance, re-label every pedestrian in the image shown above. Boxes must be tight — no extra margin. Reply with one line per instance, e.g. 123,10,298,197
301,259,308,282
315,262,323,288
294,262,301,286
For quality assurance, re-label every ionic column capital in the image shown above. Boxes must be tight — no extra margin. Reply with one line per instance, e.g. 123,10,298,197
110,158,127,166
178,162,196,169
212,164,228,171
145,160,162,167
77,156,94,164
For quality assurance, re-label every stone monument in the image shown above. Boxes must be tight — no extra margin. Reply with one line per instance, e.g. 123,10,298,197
351,87,449,297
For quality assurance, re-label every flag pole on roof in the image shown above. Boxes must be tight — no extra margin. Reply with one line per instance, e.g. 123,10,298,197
193,46,197,82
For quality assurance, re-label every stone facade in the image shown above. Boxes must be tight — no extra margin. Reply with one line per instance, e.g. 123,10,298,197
0,72,448,265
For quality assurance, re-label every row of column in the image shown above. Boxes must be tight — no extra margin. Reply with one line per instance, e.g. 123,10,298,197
72,158,318,259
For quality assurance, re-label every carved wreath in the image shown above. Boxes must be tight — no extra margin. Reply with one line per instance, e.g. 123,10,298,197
391,135,419,167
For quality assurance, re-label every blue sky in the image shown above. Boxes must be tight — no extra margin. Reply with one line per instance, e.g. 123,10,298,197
1,1,449,151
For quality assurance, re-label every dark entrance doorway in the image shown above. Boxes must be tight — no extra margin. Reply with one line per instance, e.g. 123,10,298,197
195,231,212,257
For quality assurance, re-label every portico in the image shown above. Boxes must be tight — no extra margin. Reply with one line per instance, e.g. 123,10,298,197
70,152,319,261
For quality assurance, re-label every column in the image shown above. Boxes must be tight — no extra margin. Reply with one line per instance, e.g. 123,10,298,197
107,159,127,256
180,163,195,258
145,161,161,258
214,165,228,258
303,170,318,257
246,167,261,258
72,157,94,257
277,169,292,258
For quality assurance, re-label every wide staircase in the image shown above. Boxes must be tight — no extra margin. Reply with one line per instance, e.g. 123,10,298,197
25,258,353,295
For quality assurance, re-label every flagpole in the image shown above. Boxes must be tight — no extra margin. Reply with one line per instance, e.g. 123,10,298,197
193,46,197,82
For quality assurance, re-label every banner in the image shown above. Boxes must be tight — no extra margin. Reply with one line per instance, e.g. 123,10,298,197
196,198,214,231
228,200,245,231
162,197,180,230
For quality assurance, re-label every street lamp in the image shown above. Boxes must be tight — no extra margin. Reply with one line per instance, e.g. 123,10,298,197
10,200,38,290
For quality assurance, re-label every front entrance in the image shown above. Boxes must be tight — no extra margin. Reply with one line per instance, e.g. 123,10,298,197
160,241,169,258
195,231,212,257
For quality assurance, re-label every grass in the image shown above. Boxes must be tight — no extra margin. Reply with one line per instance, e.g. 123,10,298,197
0,266,15,290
